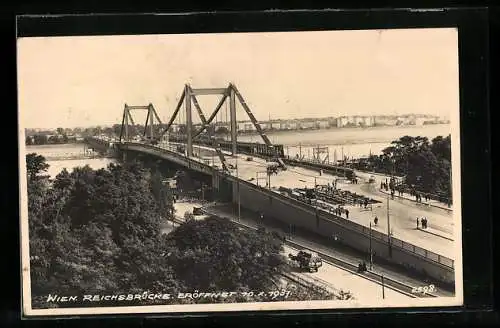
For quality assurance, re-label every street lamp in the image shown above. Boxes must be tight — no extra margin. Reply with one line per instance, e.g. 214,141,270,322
386,195,392,257
236,156,241,221
369,221,373,270
381,274,385,299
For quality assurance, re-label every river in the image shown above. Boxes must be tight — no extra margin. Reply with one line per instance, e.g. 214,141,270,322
26,143,116,179
239,124,450,160
26,124,450,178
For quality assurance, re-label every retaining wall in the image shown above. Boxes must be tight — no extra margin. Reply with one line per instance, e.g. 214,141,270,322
230,179,455,285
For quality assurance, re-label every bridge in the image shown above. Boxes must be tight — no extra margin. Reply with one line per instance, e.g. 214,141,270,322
86,83,456,287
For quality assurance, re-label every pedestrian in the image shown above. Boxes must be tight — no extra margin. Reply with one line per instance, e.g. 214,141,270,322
374,216,378,225
345,209,349,219
416,217,420,229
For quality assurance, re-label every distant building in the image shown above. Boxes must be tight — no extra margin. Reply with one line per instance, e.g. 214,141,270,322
317,120,330,129
329,118,338,127
299,121,315,129
374,116,398,126
336,116,350,128
362,116,374,126
270,121,281,130
244,122,257,131
260,122,271,130
353,116,364,126
414,117,426,126
278,120,298,130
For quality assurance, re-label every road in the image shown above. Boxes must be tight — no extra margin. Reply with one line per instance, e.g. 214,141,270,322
222,154,456,258
202,203,454,297
168,199,414,301
333,182,455,257
282,246,411,302
154,142,456,258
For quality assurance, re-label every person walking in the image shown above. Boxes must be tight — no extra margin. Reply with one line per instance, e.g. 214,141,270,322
416,217,420,229
345,209,349,219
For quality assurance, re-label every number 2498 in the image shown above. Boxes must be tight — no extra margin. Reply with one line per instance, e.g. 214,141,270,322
411,285,436,294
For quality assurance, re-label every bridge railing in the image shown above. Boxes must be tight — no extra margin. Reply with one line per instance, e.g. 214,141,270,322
122,142,217,173
121,141,454,270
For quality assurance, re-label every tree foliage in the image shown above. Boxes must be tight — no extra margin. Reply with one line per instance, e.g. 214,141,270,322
26,153,49,181
165,216,286,291
27,155,293,308
359,135,452,199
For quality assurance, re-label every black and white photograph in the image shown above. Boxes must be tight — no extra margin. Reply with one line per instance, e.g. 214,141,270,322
18,27,463,316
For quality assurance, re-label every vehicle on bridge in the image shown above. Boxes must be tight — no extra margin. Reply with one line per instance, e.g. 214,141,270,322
266,161,281,175
288,250,323,272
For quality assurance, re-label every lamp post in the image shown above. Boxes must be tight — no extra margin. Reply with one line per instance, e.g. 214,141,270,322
237,156,241,221
381,274,385,299
369,221,373,270
386,195,392,257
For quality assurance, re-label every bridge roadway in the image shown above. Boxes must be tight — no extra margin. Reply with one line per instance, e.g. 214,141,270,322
122,140,455,260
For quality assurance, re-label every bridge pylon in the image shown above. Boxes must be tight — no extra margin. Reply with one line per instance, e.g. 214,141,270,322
119,103,163,143
155,83,286,170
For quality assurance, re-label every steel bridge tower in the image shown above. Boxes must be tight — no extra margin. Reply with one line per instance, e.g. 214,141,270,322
119,83,286,170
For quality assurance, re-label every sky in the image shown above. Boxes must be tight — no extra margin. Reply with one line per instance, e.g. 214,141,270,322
17,28,459,129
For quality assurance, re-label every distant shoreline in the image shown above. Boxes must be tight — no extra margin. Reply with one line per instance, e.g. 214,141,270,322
236,123,450,137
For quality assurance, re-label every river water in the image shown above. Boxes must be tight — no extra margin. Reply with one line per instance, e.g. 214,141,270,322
26,143,116,179
26,124,450,178
240,123,450,161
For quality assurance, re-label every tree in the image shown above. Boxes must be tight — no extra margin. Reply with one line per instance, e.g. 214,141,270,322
28,161,184,306
32,134,48,145
26,153,49,181
150,169,175,219
371,135,452,199
431,135,451,162
166,216,286,291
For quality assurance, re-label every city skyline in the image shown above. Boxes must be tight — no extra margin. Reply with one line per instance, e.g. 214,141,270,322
17,28,459,130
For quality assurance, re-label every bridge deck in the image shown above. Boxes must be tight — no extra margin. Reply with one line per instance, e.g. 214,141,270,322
117,140,455,260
